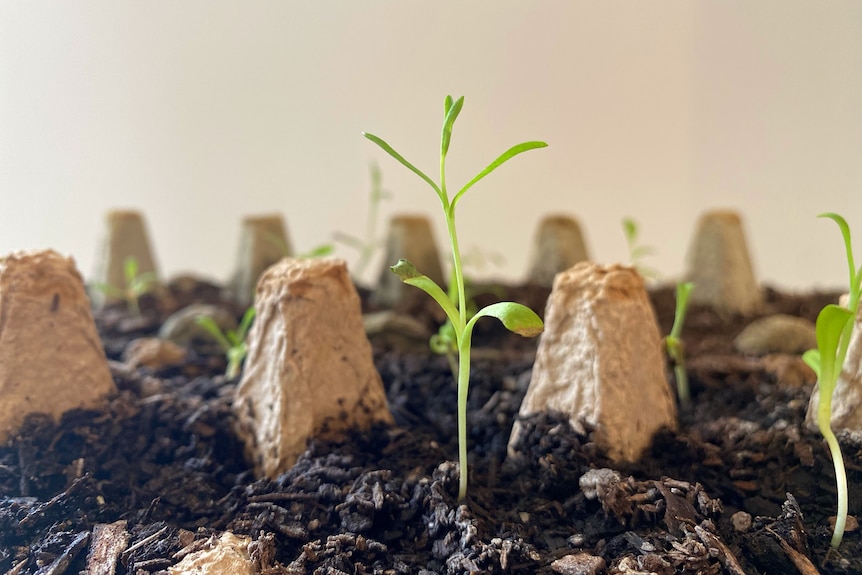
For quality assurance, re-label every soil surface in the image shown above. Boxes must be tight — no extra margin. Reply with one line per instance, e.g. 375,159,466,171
1,278,861,574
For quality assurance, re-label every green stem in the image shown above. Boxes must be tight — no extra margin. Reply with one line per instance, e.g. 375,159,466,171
446,211,467,326
456,328,473,500
820,417,848,549
674,363,690,408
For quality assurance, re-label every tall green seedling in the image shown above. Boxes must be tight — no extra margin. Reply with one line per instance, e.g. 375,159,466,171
91,256,157,316
197,306,257,380
665,282,694,408
333,161,392,279
801,212,861,550
364,96,546,500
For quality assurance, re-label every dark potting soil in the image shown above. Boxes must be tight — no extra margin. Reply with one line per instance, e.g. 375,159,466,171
1,280,860,574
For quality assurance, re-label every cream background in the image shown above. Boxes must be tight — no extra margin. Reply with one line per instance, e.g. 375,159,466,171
1,2,860,290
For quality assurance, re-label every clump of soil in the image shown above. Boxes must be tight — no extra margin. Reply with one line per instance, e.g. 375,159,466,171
1,282,860,574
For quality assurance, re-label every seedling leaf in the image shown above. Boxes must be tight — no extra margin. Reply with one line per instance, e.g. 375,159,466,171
470,301,544,338
363,132,442,201
802,349,821,377
391,259,463,336
441,96,464,159
452,141,548,208
820,213,856,283
814,304,854,393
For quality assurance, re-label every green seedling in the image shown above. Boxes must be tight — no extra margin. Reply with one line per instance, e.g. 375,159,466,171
264,231,334,260
196,307,257,380
622,217,659,279
92,256,157,316
431,249,506,380
801,212,861,550
333,161,392,279
364,95,546,500
665,282,694,408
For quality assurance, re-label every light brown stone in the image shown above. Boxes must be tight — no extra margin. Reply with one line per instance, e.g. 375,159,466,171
551,553,606,575
122,338,187,370
168,532,255,575
526,215,590,287
234,257,393,478
684,210,762,315
230,214,291,308
91,210,160,308
734,314,816,356
510,262,676,462
371,215,445,309
0,250,116,443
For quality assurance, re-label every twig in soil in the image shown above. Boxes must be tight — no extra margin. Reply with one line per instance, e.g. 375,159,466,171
694,524,747,575
120,525,169,564
34,531,89,575
18,475,88,529
765,527,821,575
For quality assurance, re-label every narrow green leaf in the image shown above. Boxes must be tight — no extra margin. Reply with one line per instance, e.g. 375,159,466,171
469,301,544,338
237,307,257,339
622,218,638,244
802,349,821,377
124,257,139,285
451,141,548,208
441,96,464,159
196,316,232,353
391,259,463,335
363,132,442,199
820,213,856,287
300,244,334,259
814,304,854,393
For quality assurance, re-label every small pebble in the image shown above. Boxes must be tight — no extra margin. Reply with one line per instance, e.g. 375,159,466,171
731,511,752,532
734,314,816,355
551,552,606,575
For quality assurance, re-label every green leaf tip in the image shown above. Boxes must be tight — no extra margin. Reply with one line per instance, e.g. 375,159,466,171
475,302,544,338
390,259,422,281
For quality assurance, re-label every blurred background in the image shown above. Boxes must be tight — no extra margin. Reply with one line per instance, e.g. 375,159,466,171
1,1,860,290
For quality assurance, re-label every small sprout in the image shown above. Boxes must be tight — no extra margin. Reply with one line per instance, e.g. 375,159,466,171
367,95,546,500
91,256,157,316
333,161,392,279
263,231,333,260
622,217,659,279
665,282,694,408
197,307,257,380
431,249,506,380
801,212,861,550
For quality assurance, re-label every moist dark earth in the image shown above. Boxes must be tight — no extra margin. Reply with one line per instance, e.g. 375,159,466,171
1,278,861,574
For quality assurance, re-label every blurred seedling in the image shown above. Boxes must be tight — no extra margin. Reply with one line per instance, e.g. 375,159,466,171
333,161,392,279
664,282,694,408
91,256,157,316
622,217,659,279
432,246,507,379
365,95,546,500
264,231,334,259
801,212,860,550
196,306,257,380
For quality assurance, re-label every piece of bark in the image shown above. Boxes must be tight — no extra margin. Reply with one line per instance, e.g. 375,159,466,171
510,262,676,462
85,521,129,575
0,250,116,443
234,258,393,478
